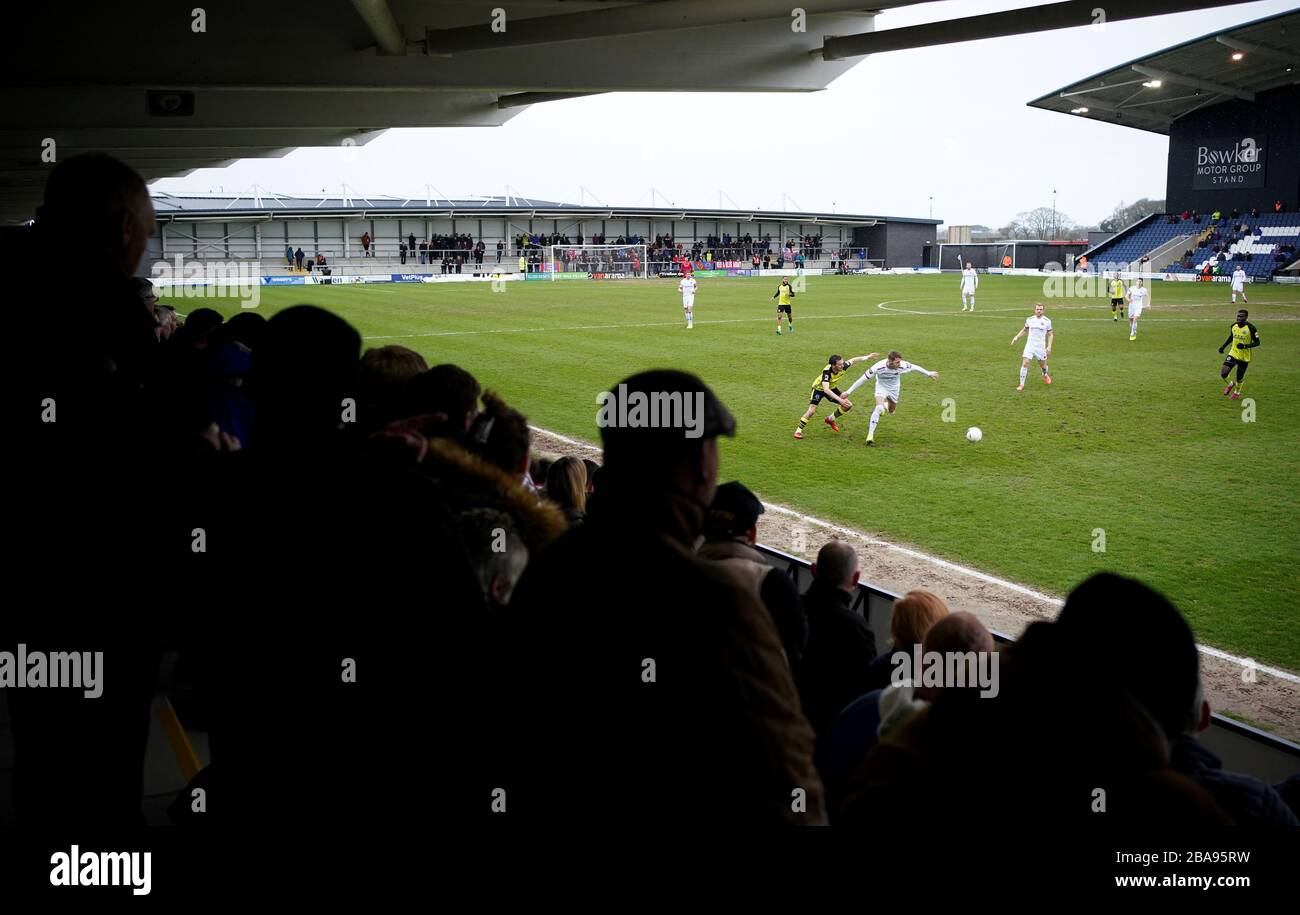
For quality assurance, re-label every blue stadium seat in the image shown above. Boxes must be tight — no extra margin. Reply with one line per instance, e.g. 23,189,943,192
1089,212,1299,278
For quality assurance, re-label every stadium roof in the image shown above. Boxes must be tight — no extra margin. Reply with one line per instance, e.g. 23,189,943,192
2,1,887,225
4,0,1264,223
150,191,936,227
1027,8,1300,134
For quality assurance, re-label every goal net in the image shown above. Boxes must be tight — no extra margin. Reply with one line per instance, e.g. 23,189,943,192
937,242,1018,271
548,244,649,279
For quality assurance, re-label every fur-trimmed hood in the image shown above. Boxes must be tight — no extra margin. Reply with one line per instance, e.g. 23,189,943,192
421,436,569,550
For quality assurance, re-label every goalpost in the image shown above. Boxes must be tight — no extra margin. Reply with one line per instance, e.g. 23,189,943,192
937,241,1017,271
547,244,649,279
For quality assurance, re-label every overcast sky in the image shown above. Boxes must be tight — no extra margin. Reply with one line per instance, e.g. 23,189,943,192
151,0,1293,230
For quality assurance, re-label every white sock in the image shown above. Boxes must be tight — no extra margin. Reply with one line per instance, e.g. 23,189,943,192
1019,366,1028,386
969,297,975,311
1130,320,1136,334
1041,363,1049,377
869,405,883,437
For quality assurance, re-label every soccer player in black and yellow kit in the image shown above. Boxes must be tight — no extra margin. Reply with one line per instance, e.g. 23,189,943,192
1108,274,1126,321
1218,309,1260,400
794,352,877,439
773,278,796,335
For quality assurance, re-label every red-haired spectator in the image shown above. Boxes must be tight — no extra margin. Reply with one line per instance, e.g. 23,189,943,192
859,589,951,692
819,611,993,818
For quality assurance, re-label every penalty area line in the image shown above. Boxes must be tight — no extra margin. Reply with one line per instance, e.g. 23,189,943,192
528,424,1300,683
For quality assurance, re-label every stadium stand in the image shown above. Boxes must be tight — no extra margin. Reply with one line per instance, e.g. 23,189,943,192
1165,211,1300,277
1080,210,1300,279
1080,213,1199,271
147,192,935,273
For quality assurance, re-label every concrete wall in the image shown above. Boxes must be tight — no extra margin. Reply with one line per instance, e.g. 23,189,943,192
853,222,937,267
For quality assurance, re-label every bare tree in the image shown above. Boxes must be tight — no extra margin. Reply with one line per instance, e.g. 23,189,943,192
1099,198,1166,233
999,206,1077,240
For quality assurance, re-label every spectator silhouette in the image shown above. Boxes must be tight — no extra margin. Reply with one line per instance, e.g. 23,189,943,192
1055,575,1297,826
841,574,1232,826
818,611,992,818
794,540,877,736
698,481,805,661
507,370,824,824
860,589,950,692
356,344,428,433
544,456,588,527
9,154,165,827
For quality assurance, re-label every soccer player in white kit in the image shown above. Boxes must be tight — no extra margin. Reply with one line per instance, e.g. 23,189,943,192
1010,302,1053,391
1125,277,1151,341
843,350,939,446
1231,266,1249,305
678,274,698,328
960,263,978,311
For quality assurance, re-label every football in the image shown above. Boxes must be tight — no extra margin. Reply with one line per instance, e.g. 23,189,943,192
966,427,983,443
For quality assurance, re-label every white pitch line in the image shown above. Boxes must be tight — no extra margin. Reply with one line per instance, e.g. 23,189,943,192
528,423,1300,683
530,426,596,451
363,309,900,340
354,294,1298,339
756,501,1064,605
1196,645,1300,684
874,300,1295,320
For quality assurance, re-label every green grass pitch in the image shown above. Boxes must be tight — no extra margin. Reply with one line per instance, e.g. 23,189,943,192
182,273,1300,671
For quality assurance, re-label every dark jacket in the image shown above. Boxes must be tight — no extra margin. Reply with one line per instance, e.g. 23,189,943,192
506,483,825,825
697,538,806,661
861,650,898,694
796,578,879,736
817,688,884,820
840,621,1233,827
1170,734,1300,826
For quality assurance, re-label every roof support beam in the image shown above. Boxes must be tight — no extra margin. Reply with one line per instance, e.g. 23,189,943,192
349,0,407,56
497,92,599,109
425,0,890,56
818,0,1257,60
1130,64,1255,101
1053,94,1172,130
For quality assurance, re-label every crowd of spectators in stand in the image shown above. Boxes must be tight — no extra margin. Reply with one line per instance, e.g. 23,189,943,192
282,245,330,273
8,153,1298,831
278,229,850,273
508,230,836,271
1169,202,1286,225
396,233,486,271
1163,202,1298,275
